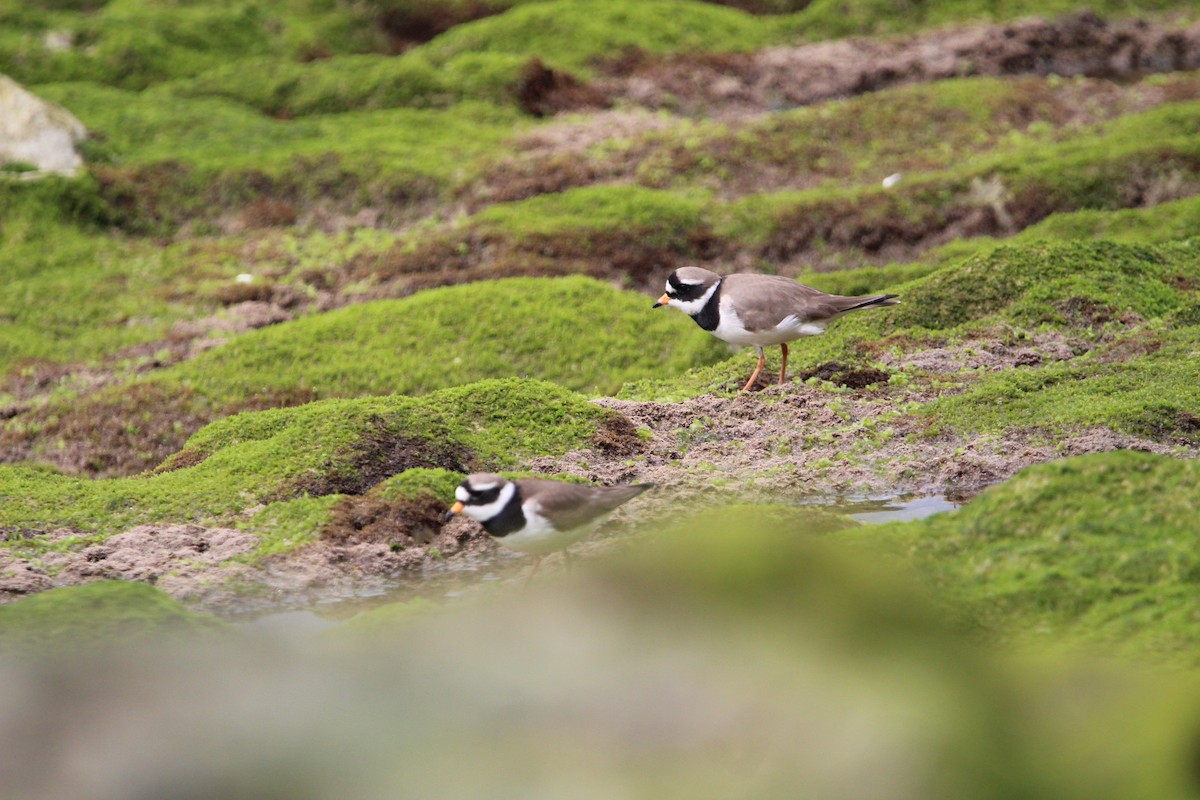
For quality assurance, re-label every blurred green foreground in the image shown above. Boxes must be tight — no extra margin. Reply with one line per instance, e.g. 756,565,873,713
0,503,1197,800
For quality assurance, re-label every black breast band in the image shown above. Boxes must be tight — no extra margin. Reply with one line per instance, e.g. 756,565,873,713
482,485,526,537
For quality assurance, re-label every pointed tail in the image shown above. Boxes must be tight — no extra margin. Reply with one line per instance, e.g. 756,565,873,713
841,293,900,313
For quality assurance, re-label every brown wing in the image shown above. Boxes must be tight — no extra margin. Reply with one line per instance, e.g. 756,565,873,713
517,479,652,531
723,274,898,332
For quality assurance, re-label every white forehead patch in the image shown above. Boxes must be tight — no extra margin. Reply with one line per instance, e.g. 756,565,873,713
455,486,471,502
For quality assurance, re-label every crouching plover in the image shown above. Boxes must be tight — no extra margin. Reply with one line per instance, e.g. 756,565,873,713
653,266,899,392
445,473,653,585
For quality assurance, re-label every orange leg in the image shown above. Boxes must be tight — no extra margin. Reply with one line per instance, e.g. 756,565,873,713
778,342,789,385
522,555,543,590
741,347,767,392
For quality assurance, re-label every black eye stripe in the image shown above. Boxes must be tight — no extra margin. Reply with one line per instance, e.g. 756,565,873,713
466,485,501,505
675,285,707,302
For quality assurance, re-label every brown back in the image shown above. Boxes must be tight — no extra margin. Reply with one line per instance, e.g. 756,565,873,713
723,273,899,332
517,479,653,531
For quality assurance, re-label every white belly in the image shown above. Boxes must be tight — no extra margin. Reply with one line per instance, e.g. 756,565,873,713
715,301,827,346
497,504,594,556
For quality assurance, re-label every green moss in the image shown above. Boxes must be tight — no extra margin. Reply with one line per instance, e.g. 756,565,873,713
5,0,1195,96
0,214,184,380
0,2,279,89
901,240,1200,439
851,452,1200,664
718,99,1200,246
1018,195,1200,246
164,49,536,116
239,494,343,558
636,76,1075,190
418,0,772,77
863,192,1200,322
38,81,523,182
431,378,610,463
887,240,1189,332
10,79,1199,370
373,468,464,504
15,83,524,236
0,580,226,654
474,185,712,251
0,1,390,89
0,378,612,538
138,275,728,404
778,0,1196,40
623,240,1200,417
796,261,937,298
930,325,1200,441
165,53,448,116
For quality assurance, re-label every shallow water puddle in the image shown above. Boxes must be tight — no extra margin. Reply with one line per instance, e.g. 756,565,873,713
233,493,962,633
839,494,962,524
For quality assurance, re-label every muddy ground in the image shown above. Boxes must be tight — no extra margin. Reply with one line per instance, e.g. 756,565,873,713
0,355,1176,615
3,12,1199,614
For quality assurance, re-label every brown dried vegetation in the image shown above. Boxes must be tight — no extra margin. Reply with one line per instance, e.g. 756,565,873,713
375,1,504,53
0,384,320,478
797,361,891,389
575,14,1200,117
515,58,610,117
347,224,721,296
323,493,447,546
589,414,648,457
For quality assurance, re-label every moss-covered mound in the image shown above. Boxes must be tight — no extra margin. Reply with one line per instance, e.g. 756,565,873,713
855,451,1200,664
3,276,721,476
3,0,1193,96
418,0,772,76
0,580,226,654
625,239,1200,445
173,274,726,400
0,378,615,538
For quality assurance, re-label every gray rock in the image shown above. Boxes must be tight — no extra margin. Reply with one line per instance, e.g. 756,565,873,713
0,74,86,176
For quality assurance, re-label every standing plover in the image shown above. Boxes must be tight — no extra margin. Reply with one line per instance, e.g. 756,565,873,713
654,266,899,391
445,473,653,585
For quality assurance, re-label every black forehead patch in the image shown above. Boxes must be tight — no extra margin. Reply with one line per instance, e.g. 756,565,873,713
463,481,501,506
456,479,499,503
667,271,711,302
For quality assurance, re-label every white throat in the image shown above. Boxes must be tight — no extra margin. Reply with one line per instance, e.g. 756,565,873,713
668,280,720,317
461,481,517,523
